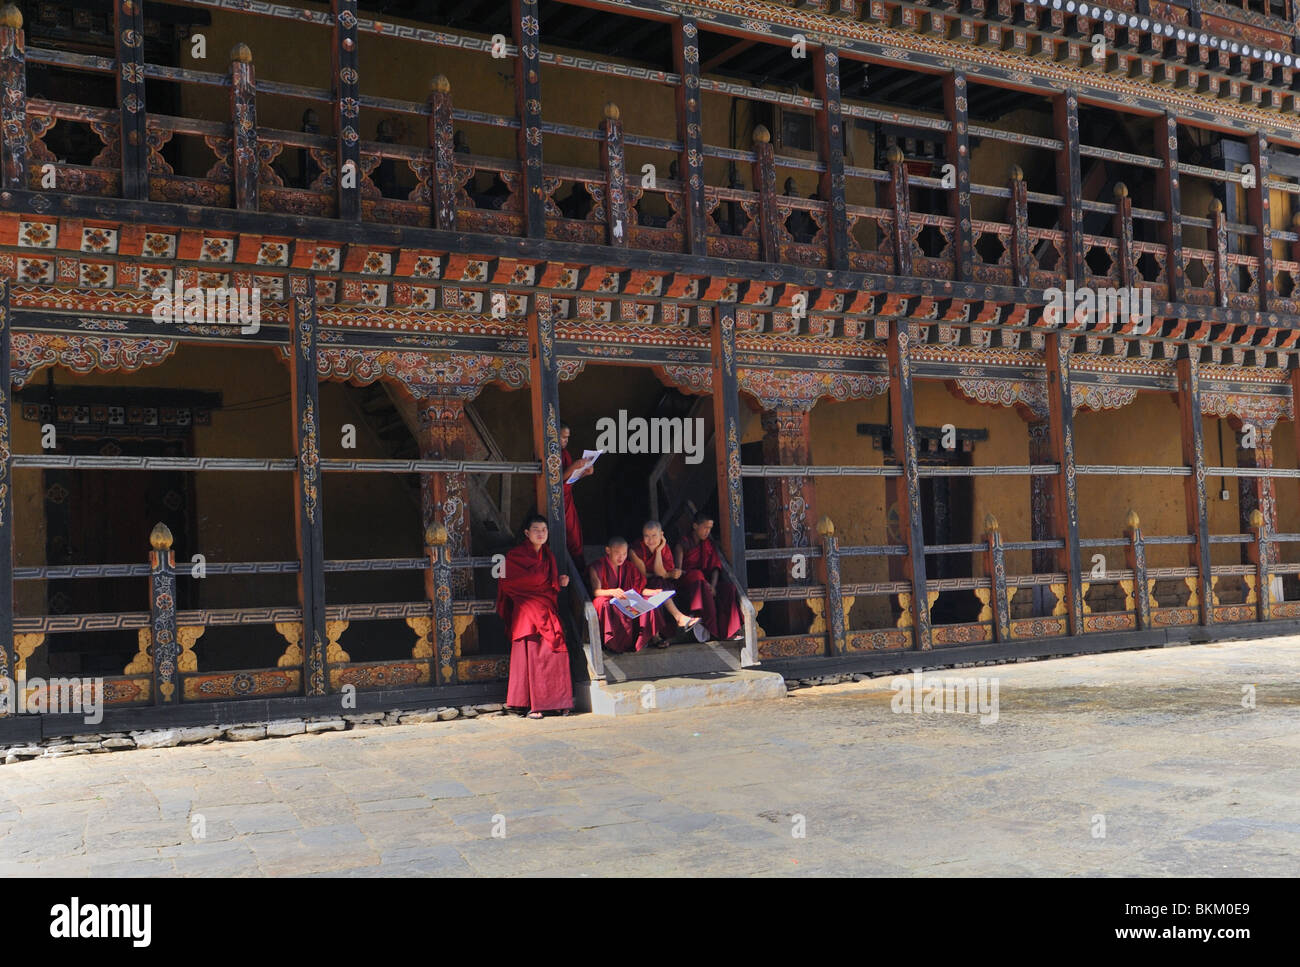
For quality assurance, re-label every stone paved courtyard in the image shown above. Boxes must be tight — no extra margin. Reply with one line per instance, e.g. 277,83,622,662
2,636,1298,877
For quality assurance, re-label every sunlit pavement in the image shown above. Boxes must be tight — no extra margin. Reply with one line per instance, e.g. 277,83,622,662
2,637,1297,877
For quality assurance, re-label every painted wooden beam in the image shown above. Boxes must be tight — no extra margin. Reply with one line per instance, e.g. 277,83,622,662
1248,133,1274,312
712,304,747,576
230,44,259,213
0,279,12,683
527,293,566,564
815,46,849,271
513,0,546,239
1045,332,1084,635
887,320,931,650
886,146,913,278
1008,165,1030,288
332,0,361,221
1155,113,1184,303
148,523,179,703
1124,511,1151,632
1177,354,1214,626
599,102,629,247
427,76,457,232
751,126,778,263
674,16,708,257
115,0,149,201
1052,91,1085,283
944,71,973,283
0,9,27,191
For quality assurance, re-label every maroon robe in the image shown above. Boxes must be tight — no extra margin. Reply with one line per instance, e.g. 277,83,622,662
591,557,658,653
678,535,743,640
560,448,585,569
496,542,573,712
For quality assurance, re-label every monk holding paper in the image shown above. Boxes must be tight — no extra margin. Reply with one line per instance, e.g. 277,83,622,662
496,514,574,718
590,536,671,652
559,422,592,569
675,511,744,641
630,520,705,641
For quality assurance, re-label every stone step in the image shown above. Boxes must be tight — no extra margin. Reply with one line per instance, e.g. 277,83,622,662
577,669,787,716
600,640,745,683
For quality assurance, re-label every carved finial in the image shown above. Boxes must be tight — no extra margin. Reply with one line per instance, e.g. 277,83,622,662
1250,508,1265,528
1210,197,1224,213
603,101,620,121
816,515,835,538
1126,508,1140,531
150,522,174,551
430,75,451,94
984,512,999,533
230,43,252,64
1009,164,1023,182
753,124,771,145
0,4,22,28
886,145,904,164
1113,182,1128,198
426,523,449,547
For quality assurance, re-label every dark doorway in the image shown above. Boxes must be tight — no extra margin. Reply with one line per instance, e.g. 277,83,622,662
920,453,978,624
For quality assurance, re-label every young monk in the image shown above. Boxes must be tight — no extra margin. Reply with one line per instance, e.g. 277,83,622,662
496,514,573,718
590,536,670,652
559,423,592,569
630,520,705,640
675,511,744,641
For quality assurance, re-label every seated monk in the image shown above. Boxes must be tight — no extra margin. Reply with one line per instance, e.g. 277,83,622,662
629,520,705,640
590,536,673,652
674,511,744,641
496,514,574,719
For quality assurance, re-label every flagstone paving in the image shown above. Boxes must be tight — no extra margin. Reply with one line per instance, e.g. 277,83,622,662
2,637,1298,876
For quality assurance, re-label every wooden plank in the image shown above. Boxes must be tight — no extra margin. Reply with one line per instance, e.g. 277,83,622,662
1053,91,1085,282
674,16,707,256
148,524,179,703
428,78,457,231
819,525,846,656
1249,133,1274,311
527,294,566,564
115,0,148,200
1177,354,1213,626
290,274,328,695
600,104,628,247
1156,113,1184,302
1045,332,1084,635
0,279,12,683
944,71,972,282
815,46,849,271
1125,515,1152,632
513,0,546,238
230,45,258,212
0,11,27,191
888,320,930,650
751,128,778,263
332,0,361,221
985,518,1011,642
712,304,747,576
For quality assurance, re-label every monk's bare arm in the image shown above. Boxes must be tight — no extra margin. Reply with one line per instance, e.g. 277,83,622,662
588,567,625,598
629,551,648,579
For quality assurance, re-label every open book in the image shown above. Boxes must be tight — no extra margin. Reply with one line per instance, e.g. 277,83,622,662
611,588,675,620
565,449,604,485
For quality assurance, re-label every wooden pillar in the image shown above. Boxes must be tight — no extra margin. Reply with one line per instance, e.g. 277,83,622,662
1210,198,1229,308
1177,355,1213,626
1008,165,1030,287
1155,113,1184,302
115,0,148,200
527,294,566,565
148,523,179,703
761,406,815,631
427,76,457,231
984,514,1011,642
1236,422,1276,567
332,0,361,221
751,125,778,263
1053,91,1085,282
817,516,847,656
1124,510,1152,631
416,395,471,599
599,102,629,247
424,523,457,685
290,274,327,695
1113,183,1134,290
1045,332,1084,635
0,7,26,191
513,0,545,239
1247,509,1272,622
944,71,973,282
711,304,746,576
886,146,913,277
229,44,258,212
673,16,707,256
0,280,13,682
814,46,849,271
1248,133,1274,312
888,320,930,649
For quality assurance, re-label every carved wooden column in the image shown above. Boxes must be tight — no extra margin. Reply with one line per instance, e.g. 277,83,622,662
1155,113,1184,302
230,44,258,212
0,279,14,683
115,0,148,200
1124,510,1152,632
814,46,849,271
148,523,179,704
1248,133,1273,312
888,320,930,649
944,71,973,282
1008,165,1029,287
427,75,457,231
527,294,566,565
424,523,457,686
984,514,1011,642
0,6,26,191
416,395,472,600
761,405,816,632
1045,333,1084,635
513,0,545,239
1053,91,1085,282
887,145,913,277
1113,182,1134,290
599,101,629,247
1027,417,1057,616
712,305,746,575
1235,421,1276,569
751,125,778,263
674,16,707,257
817,516,847,656
331,0,361,221
1210,198,1229,308
1177,355,1214,626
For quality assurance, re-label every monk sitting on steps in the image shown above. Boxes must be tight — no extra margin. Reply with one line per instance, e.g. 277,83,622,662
630,520,706,641
496,514,574,719
590,536,689,652
675,510,745,641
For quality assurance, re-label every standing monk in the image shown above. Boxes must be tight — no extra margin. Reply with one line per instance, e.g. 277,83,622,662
675,511,744,641
590,536,667,652
559,422,592,569
496,514,574,718
630,520,705,640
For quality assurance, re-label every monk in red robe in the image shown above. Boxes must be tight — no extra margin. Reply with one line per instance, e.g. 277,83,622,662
496,514,574,718
590,537,669,652
559,423,592,569
675,512,744,641
630,520,704,641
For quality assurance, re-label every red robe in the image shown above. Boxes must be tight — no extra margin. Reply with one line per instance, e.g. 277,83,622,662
591,557,657,653
678,536,744,640
560,448,585,569
496,542,573,712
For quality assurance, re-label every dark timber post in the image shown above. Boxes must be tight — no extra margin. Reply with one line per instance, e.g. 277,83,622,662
1248,133,1273,312
815,46,849,271
1177,354,1214,626
888,320,930,649
528,294,566,565
1124,510,1151,632
674,16,707,256
0,7,26,191
1045,332,1084,635
230,44,258,212
425,523,457,685
290,274,327,696
1008,165,1030,287
513,0,545,239
887,145,913,277
712,304,746,577
599,101,629,248
148,523,180,704
1210,198,1229,308
115,0,148,200
1247,509,1271,622
1155,113,1184,302
984,514,1011,642
1053,91,1085,283
944,71,973,282
817,516,847,656
0,280,13,683
1113,183,1134,290
427,76,457,232
332,0,360,221
751,125,778,263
